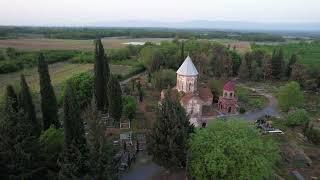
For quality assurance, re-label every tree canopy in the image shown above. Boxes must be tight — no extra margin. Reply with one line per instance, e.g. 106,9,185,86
38,53,59,129
278,81,304,112
188,119,279,180
148,91,194,169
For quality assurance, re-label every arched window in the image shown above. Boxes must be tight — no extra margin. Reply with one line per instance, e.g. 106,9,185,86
224,92,227,97
189,83,191,91
230,92,233,98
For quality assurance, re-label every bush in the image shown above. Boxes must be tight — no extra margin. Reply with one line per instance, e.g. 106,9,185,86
0,60,23,74
305,125,320,144
61,72,94,108
40,127,64,166
122,96,137,121
236,86,250,102
278,81,304,112
286,109,310,127
152,69,176,90
248,98,264,109
239,107,246,114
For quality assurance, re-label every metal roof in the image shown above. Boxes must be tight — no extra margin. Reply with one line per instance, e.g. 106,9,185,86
176,56,199,76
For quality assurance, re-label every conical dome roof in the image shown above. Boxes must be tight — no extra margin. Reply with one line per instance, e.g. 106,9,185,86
176,56,199,76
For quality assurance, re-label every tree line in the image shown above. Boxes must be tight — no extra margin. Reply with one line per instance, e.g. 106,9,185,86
0,26,286,42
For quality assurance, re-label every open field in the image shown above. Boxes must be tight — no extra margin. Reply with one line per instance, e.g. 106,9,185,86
0,62,136,97
0,37,173,51
252,42,320,65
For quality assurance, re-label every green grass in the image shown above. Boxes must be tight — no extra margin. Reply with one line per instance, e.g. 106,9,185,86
252,41,320,66
236,85,268,110
0,62,137,97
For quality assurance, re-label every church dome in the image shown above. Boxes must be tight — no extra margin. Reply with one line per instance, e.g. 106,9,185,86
176,56,199,76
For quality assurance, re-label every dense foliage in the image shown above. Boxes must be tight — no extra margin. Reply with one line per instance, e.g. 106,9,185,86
278,81,304,111
148,91,194,169
286,109,310,127
107,75,123,122
189,119,279,180
0,48,82,74
122,96,137,121
62,72,94,108
38,53,60,129
19,74,41,137
152,69,176,90
94,39,110,111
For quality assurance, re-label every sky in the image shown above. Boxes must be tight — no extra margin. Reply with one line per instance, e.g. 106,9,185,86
1,0,320,26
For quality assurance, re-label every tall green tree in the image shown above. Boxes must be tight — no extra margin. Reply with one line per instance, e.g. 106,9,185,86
38,53,59,129
278,81,304,112
271,48,285,79
19,74,41,137
4,85,18,113
148,91,194,169
189,119,279,180
94,39,110,111
84,99,116,179
59,83,90,178
287,54,298,77
239,58,250,80
0,88,47,179
107,75,123,122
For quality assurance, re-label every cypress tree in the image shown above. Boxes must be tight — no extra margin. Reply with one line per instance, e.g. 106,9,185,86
38,53,59,129
0,87,47,179
107,75,123,122
4,85,18,113
19,74,41,137
59,83,90,178
94,39,110,111
62,83,87,147
147,90,194,169
271,49,284,79
287,54,298,77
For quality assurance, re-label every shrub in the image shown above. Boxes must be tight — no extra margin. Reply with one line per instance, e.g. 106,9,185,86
0,60,22,74
40,127,64,164
278,81,304,112
305,125,320,145
61,72,94,108
236,86,250,102
122,96,137,121
286,109,310,127
152,69,176,90
248,98,264,109
239,107,246,114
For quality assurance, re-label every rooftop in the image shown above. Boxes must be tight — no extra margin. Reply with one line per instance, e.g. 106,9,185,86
223,81,236,91
176,56,199,76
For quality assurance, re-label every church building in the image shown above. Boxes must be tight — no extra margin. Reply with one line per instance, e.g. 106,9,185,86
161,56,213,127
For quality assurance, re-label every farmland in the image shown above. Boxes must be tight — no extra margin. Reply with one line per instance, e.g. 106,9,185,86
0,62,137,97
252,41,320,65
0,37,173,51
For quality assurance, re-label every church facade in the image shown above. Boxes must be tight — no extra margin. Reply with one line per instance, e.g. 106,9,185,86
161,56,238,127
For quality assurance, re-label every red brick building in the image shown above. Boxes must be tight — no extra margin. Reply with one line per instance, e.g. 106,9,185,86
218,81,238,114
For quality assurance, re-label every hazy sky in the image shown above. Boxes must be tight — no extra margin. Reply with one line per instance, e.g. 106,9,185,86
1,0,320,26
